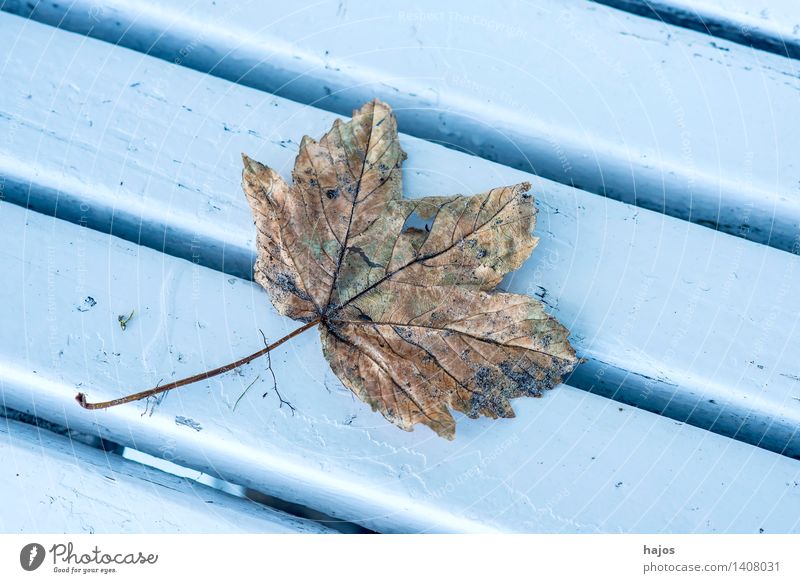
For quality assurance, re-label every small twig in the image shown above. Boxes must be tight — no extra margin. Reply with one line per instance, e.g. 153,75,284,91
141,379,165,417
76,318,320,410
233,375,260,412
272,385,296,415
259,329,296,415
259,329,279,395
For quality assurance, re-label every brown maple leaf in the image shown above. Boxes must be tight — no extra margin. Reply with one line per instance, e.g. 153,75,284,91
241,99,578,439
75,99,578,439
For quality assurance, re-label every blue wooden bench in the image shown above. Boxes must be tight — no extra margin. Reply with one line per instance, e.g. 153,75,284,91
1,0,799,533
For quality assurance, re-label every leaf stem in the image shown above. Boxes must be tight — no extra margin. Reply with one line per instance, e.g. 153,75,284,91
76,317,321,410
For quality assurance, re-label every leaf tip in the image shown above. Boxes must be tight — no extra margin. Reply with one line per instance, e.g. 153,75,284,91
431,418,456,440
354,97,391,119
241,153,261,174
436,425,456,441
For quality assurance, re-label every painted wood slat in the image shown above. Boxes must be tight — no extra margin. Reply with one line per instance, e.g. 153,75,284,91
1,203,800,533
591,0,800,58
2,0,800,252
0,418,333,533
1,13,800,456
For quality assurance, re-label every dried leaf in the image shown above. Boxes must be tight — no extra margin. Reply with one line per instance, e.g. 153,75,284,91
242,99,578,439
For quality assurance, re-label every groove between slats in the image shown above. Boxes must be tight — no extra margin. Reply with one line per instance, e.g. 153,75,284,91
0,417,334,533
591,0,800,60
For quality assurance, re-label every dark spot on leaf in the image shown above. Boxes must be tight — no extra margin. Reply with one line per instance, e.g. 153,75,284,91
273,273,312,301
349,246,384,269
499,361,542,396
